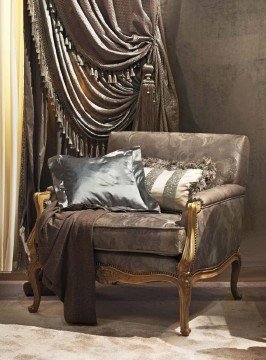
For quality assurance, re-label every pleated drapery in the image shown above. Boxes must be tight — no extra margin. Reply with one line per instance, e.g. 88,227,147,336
0,0,24,271
26,0,179,156
19,0,179,268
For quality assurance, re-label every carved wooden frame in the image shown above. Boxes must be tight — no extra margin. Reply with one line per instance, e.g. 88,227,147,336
26,191,242,336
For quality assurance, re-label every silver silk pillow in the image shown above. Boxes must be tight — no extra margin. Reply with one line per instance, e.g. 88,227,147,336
48,148,160,212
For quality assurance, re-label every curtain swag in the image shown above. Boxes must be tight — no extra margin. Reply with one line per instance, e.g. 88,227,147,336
26,0,179,156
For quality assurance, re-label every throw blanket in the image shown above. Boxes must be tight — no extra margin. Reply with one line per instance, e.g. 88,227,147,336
36,201,106,324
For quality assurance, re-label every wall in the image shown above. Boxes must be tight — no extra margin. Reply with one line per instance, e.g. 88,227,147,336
161,0,266,224
161,0,266,266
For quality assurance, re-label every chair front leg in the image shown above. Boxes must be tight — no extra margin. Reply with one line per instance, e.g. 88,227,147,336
26,191,51,313
178,278,192,336
177,202,201,336
27,224,42,313
27,261,42,313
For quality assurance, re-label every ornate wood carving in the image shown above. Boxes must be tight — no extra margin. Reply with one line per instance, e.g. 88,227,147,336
178,201,201,276
95,251,242,336
96,264,180,286
26,191,51,313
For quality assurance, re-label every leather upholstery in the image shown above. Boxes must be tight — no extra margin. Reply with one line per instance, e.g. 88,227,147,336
93,212,185,256
108,132,250,187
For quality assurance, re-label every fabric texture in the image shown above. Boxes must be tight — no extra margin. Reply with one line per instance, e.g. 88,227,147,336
48,148,160,212
144,167,203,211
26,0,179,155
36,201,107,324
107,132,250,187
192,195,245,273
0,0,24,271
142,157,216,185
93,211,185,256
106,147,160,212
192,184,246,207
141,157,216,211
95,251,179,275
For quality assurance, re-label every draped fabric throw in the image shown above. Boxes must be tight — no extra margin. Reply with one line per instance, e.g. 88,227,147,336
26,0,179,156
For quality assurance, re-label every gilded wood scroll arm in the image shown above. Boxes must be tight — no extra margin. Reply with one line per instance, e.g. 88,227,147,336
178,201,201,279
27,191,52,263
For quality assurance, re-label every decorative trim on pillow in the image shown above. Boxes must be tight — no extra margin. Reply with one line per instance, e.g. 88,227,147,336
142,157,216,194
142,157,217,211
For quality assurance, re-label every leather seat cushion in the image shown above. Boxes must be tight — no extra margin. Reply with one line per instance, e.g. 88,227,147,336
93,212,186,256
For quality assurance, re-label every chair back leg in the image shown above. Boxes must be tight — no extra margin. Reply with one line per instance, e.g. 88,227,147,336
231,253,242,300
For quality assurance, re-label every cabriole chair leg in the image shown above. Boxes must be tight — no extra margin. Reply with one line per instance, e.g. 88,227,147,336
178,283,192,336
231,254,242,300
27,262,42,313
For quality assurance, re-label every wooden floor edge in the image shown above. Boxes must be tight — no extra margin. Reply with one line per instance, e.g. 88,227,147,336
0,272,27,281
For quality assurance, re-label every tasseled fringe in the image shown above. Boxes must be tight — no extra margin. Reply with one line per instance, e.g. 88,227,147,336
133,63,156,131
95,142,100,157
88,65,138,84
29,0,140,86
55,19,63,32
130,67,135,77
126,69,131,81
65,37,72,51
48,1,56,14
58,114,108,157
27,0,140,157
27,0,57,107
79,138,84,157
76,54,84,66
112,74,117,83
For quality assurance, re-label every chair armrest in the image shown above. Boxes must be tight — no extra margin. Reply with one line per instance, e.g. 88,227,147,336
179,186,245,278
192,184,245,208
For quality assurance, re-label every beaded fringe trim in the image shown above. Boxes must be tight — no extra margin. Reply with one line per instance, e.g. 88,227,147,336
27,0,141,157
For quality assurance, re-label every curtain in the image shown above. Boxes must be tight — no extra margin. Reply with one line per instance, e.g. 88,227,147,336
19,0,179,268
26,0,179,156
0,0,24,271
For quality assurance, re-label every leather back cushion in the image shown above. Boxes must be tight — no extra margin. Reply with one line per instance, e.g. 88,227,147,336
107,132,250,186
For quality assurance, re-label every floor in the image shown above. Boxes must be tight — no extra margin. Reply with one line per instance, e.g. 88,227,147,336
0,281,265,359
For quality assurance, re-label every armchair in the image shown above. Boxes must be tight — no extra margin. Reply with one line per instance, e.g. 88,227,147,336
27,131,249,336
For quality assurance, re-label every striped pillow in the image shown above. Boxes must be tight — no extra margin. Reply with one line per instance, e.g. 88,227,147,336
142,158,216,212
144,167,204,211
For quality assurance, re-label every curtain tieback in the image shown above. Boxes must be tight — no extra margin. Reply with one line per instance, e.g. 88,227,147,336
137,63,156,130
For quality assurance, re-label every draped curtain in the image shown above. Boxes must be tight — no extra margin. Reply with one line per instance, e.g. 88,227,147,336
0,0,24,271
26,0,179,156
20,0,179,268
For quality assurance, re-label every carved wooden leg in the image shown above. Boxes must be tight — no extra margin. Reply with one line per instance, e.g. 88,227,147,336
27,262,42,313
231,254,242,300
178,283,192,336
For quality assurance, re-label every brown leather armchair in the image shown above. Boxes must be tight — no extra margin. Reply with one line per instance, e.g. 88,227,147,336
27,131,249,336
